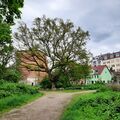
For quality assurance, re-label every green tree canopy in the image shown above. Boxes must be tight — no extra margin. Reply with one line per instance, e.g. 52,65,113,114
53,62,91,87
0,0,24,24
0,0,24,80
0,23,13,79
68,62,91,83
14,16,90,88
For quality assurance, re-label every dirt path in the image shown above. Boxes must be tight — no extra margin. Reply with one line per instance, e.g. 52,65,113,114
0,90,95,120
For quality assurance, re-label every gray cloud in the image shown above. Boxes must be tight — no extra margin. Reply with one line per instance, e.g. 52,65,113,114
13,0,120,56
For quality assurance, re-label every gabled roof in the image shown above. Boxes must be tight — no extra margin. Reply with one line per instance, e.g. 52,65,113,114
92,65,107,75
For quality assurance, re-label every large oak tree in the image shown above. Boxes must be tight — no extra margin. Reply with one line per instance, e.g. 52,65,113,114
14,16,90,88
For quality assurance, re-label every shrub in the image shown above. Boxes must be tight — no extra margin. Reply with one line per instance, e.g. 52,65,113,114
3,68,21,83
61,91,120,120
83,83,105,90
0,90,11,98
0,93,42,113
65,86,82,90
97,85,112,92
0,82,39,99
108,84,120,91
40,77,52,89
0,79,6,84
16,84,39,94
65,83,106,90
0,82,42,114
55,74,71,88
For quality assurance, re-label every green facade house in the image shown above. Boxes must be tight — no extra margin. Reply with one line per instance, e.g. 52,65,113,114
87,65,112,84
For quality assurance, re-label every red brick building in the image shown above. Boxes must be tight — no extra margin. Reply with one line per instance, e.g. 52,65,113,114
17,51,48,85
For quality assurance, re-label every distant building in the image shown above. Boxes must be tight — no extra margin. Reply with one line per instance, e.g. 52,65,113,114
16,51,48,85
111,70,120,84
101,52,120,72
92,56,102,66
87,65,112,84
92,51,120,72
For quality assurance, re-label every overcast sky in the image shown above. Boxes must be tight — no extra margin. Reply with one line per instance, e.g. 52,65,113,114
13,0,120,56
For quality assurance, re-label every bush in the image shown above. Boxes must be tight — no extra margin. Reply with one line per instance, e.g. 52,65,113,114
96,85,112,92
16,84,39,94
108,84,120,91
65,83,106,90
3,68,21,83
0,82,39,99
40,77,52,89
65,86,82,90
61,91,120,120
0,82,42,114
0,90,11,98
83,83,105,90
55,74,71,88
0,79,6,84
0,93,42,113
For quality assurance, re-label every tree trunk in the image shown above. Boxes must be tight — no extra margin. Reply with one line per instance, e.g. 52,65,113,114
51,82,56,90
48,71,56,90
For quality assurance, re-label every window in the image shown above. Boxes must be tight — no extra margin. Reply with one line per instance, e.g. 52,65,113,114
111,60,114,63
93,61,96,65
91,75,93,78
116,64,120,66
98,61,101,64
110,54,114,58
112,65,115,67
92,81,94,84
103,62,106,64
95,70,98,73
116,53,119,57
104,56,108,60
108,81,111,83
108,66,110,68
117,69,120,72
116,59,119,62
97,75,99,78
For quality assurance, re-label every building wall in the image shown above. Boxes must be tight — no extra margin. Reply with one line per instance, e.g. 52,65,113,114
17,51,48,85
92,56,102,66
99,67,112,83
20,67,47,85
101,57,120,72
88,67,112,84
87,69,99,84
92,51,120,72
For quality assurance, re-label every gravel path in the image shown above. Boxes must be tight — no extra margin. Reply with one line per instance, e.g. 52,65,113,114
0,90,95,120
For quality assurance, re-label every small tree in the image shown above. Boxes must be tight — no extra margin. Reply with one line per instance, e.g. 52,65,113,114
14,16,90,89
0,0,24,80
53,62,91,88
0,0,24,24
68,62,91,84
3,66,22,83
0,23,13,79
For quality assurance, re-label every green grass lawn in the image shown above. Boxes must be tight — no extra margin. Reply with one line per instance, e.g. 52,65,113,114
61,91,120,120
0,93,43,115
42,89,83,93
0,82,43,115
